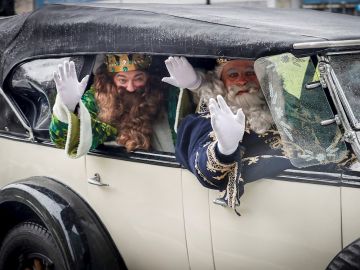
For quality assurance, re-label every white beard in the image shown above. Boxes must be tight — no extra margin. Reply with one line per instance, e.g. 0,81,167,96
225,84,274,134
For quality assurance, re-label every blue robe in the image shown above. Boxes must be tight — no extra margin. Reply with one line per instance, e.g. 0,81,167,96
176,112,293,210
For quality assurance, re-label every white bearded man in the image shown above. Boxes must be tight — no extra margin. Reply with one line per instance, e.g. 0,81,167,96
162,56,292,212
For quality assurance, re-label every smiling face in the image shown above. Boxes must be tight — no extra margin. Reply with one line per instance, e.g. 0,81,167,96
113,70,148,92
221,60,260,95
220,59,273,133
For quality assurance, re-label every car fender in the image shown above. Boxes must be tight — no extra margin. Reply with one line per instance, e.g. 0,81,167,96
0,176,126,270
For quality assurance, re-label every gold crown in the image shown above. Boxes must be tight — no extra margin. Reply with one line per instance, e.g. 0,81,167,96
105,54,152,73
216,58,231,65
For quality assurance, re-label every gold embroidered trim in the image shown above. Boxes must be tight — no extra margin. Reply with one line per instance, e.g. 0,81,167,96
194,151,218,188
226,162,241,209
206,141,242,209
206,141,236,176
244,156,259,165
198,99,209,114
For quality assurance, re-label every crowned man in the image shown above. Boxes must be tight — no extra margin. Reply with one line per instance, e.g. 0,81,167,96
162,57,292,211
50,54,176,157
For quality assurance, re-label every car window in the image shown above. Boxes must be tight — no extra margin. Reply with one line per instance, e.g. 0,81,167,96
254,53,348,168
88,54,178,155
9,57,85,132
0,93,27,136
328,53,360,129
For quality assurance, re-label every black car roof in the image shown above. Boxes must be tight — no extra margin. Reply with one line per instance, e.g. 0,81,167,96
0,3,359,84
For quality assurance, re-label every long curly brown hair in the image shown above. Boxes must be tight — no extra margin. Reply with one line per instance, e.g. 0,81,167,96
94,64,164,152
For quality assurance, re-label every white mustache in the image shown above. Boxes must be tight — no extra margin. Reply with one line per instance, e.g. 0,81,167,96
227,83,259,98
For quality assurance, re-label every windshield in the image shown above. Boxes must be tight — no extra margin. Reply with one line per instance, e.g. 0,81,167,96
329,54,360,129
255,53,348,168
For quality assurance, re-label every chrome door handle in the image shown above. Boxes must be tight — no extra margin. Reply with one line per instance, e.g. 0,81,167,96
87,173,109,187
213,198,228,207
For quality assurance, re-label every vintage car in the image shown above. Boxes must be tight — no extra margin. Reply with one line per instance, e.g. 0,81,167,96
0,3,360,270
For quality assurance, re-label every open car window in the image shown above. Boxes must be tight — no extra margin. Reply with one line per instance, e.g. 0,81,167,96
254,53,348,168
90,54,178,154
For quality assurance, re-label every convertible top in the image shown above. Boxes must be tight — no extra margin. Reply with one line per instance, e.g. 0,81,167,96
0,3,359,84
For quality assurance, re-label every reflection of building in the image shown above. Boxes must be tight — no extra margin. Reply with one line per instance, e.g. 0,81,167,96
302,0,360,15
15,0,33,14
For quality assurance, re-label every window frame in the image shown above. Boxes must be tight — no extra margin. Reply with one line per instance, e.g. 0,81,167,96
0,86,33,140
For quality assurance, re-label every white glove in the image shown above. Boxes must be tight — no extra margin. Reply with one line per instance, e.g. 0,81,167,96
162,56,201,90
209,95,246,156
53,61,89,112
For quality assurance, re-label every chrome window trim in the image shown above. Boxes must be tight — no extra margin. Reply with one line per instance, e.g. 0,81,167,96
329,68,360,129
0,86,34,141
326,50,360,56
318,56,360,161
323,52,360,129
293,39,360,50
89,147,179,168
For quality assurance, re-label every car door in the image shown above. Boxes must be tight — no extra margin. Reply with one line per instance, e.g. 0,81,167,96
201,52,348,270
207,171,342,270
0,56,88,194
85,144,189,270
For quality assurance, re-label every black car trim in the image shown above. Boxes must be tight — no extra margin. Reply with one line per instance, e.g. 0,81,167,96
88,145,181,168
274,173,342,187
0,177,127,270
274,169,360,187
326,50,360,56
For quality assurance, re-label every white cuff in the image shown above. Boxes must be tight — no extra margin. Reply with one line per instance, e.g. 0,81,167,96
188,70,202,90
53,94,69,123
63,101,93,159
76,101,93,157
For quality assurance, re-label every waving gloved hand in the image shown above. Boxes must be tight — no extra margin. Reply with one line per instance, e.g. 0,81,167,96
162,56,202,90
53,61,89,112
209,95,246,156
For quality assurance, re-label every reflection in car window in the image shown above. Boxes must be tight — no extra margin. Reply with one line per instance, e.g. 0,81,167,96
0,94,27,136
329,54,360,126
10,57,84,131
255,53,348,168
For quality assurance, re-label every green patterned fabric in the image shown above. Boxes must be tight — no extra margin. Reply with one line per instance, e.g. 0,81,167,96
49,114,70,149
89,114,117,149
49,86,117,152
84,86,118,149
81,86,99,118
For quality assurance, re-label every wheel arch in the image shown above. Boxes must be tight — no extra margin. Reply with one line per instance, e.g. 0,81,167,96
0,176,127,270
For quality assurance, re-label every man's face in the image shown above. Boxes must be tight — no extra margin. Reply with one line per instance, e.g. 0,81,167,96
113,70,148,92
221,60,260,94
